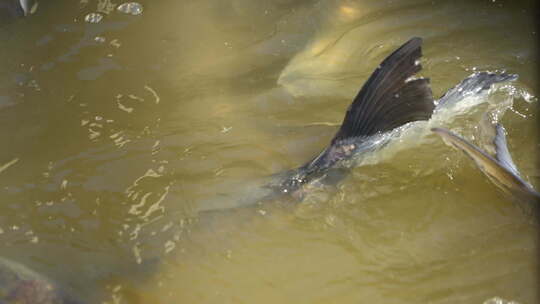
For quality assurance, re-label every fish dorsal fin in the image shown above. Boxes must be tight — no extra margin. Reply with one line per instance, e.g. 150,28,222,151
493,123,521,177
331,37,434,143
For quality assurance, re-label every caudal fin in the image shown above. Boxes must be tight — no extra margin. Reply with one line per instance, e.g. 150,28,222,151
331,37,435,144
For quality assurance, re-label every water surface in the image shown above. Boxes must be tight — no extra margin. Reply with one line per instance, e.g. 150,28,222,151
0,0,538,303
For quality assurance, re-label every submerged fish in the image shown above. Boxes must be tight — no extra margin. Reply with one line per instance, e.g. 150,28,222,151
432,122,540,212
0,0,38,26
0,256,81,304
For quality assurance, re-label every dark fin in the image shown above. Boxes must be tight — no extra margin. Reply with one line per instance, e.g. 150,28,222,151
332,37,434,144
436,72,518,108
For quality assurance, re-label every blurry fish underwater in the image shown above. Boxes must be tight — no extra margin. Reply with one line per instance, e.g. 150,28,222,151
197,37,520,213
0,256,81,304
0,0,38,26
432,121,540,213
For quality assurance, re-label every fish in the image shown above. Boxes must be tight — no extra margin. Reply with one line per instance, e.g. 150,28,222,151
270,69,523,205
197,39,522,214
0,256,82,304
196,37,435,212
432,122,540,212
0,0,38,26
268,37,435,197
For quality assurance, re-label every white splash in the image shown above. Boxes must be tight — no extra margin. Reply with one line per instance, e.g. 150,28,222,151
0,158,19,174
117,2,143,15
84,12,104,23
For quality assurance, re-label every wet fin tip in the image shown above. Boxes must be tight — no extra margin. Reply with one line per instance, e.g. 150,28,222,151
492,123,521,177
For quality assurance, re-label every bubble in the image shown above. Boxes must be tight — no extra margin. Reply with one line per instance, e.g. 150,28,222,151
117,2,143,15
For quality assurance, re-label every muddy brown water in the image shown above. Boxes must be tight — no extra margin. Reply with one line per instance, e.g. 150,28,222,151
0,0,538,303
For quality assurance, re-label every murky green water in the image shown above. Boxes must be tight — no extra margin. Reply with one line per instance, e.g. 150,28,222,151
0,0,538,303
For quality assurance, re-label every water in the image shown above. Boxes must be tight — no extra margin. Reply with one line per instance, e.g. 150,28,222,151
0,0,538,303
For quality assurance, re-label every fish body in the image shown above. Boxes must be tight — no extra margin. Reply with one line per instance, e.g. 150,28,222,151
196,38,435,213
0,256,81,304
270,45,521,203
197,39,520,213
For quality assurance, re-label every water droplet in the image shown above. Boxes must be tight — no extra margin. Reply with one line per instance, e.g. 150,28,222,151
117,2,143,15
110,39,121,48
85,12,104,23
164,240,176,253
